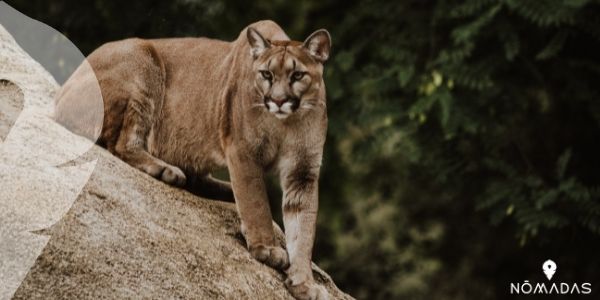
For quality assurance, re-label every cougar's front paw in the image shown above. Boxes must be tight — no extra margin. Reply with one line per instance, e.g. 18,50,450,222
160,164,186,186
249,244,290,270
285,278,329,300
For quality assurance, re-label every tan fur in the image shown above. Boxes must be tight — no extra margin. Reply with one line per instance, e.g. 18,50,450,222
54,20,332,300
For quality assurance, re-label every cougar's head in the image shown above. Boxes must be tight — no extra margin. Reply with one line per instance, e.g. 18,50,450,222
247,27,331,119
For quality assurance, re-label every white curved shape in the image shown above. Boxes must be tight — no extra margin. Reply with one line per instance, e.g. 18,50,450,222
0,2,102,299
0,1,103,167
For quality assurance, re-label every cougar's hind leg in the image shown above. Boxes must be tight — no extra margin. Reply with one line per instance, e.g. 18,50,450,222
114,97,186,187
185,174,235,201
110,41,186,186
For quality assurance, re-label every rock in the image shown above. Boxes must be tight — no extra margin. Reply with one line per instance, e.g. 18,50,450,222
0,22,352,300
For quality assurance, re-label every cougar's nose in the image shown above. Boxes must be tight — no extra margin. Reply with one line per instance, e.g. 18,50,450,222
271,97,287,107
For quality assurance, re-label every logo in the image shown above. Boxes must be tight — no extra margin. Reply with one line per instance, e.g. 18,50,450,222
509,259,592,295
543,259,557,280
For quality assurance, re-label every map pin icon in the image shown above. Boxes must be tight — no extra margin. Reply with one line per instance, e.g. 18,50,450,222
543,259,557,280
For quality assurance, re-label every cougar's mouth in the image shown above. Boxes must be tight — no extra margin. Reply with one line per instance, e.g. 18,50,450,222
273,111,289,119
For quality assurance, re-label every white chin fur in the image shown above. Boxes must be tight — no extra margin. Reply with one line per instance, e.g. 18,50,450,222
274,112,289,119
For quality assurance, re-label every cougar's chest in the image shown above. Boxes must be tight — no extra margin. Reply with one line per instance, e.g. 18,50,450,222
242,112,306,170
250,133,282,170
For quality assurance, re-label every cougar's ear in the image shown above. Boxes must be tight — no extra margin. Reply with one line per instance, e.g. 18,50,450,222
247,27,270,59
302,29,331,63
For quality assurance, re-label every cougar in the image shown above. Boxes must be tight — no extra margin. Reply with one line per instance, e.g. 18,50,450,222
55,20,331,300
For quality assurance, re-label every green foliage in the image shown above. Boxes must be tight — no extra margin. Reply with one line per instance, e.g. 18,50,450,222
314,0,600,298
6,0,600,298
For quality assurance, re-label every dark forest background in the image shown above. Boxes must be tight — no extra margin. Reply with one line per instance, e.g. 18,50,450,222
4,0,600,299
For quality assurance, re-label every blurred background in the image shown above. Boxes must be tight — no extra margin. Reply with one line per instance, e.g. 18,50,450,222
5,0,600,299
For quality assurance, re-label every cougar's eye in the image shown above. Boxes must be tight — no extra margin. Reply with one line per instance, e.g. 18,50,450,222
260,70,273,81
291,71,305,81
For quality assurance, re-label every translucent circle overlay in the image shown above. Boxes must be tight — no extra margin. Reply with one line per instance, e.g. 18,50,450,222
0,1,103,167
